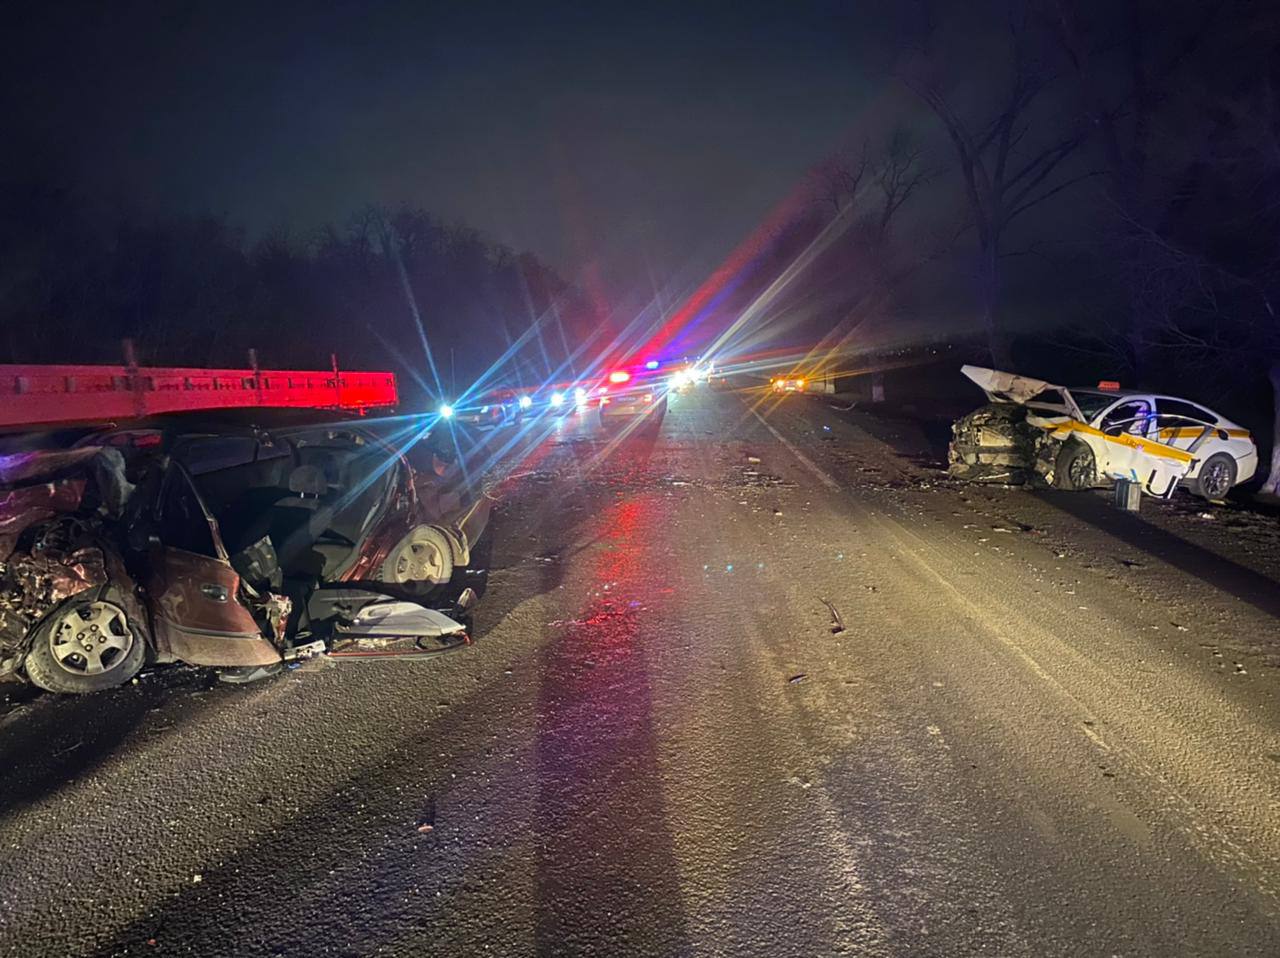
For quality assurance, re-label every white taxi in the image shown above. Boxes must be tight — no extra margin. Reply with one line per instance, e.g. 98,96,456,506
961,366,1258,500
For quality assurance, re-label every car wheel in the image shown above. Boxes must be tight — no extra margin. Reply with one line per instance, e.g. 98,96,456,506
379,526,455,587
24,590,146,694
1054,441,1097,491
1195,453,1236,501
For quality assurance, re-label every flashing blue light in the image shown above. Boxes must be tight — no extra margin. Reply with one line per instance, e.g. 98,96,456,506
645,360,660,370
439,404,454,419
518,394,533,409
550,392,565,407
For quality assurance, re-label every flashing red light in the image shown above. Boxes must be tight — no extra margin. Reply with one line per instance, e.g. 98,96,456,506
608,370,631,384
1098,380,1121,391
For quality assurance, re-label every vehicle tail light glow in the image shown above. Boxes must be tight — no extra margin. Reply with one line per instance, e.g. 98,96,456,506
609,370,631,384
643,393,653,402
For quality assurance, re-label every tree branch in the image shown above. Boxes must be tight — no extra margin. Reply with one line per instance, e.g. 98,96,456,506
1006,170,1104,222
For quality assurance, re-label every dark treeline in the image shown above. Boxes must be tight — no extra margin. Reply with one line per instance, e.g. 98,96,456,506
0,184,601,406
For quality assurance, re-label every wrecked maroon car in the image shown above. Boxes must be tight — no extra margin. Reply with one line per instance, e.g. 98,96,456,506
0,418,491,694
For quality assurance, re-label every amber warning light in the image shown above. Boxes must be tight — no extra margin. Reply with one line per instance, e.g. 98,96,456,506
608,370,631,384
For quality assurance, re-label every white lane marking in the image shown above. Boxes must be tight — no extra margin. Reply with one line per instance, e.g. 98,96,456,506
747,404,842,492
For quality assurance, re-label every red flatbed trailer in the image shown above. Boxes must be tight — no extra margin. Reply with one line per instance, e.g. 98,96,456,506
0,362,398,429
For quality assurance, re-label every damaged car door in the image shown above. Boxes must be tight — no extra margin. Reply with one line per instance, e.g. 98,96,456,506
141,460,282,669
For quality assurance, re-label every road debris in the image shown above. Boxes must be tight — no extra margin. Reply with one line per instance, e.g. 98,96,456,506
788,673,807,684
819,598,845,635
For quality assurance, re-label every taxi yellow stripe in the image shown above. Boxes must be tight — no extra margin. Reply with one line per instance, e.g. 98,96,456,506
1037,421,1196,463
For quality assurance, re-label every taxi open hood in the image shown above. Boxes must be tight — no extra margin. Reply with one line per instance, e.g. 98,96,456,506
960,366,1084,421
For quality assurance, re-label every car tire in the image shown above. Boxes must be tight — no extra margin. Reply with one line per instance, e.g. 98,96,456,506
1194,453,1236,501
1054,441,1097,491
24,589,147,694
378,525,455,587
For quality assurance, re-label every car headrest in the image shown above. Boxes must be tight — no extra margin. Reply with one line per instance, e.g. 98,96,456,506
287,464,327,496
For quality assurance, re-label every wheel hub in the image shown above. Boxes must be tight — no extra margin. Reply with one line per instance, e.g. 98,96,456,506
387,534,445,584
50,601,134,675
1203,461,1230,498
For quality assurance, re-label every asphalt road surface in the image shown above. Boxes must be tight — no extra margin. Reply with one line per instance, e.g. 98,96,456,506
3,387,1280,957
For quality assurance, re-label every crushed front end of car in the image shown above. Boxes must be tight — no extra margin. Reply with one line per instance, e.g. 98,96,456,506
0,447,148,688
947,403,1041,484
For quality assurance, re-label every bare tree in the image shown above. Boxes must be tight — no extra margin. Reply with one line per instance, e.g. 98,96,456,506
802,131,937,365
872,129,934,241
903,9,1096,365
810,144,870,215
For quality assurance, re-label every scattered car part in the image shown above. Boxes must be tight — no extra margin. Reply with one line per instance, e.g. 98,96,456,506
335,600,466,640
217,663,285,684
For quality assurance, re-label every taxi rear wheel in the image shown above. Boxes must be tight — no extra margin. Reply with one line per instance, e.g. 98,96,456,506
1195,453,1236,501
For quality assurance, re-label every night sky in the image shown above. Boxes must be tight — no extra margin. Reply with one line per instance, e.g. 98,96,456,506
6,2,900,298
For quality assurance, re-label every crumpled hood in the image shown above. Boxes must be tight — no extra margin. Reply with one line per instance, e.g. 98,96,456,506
961,366,1080,420
961,365,1058,404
